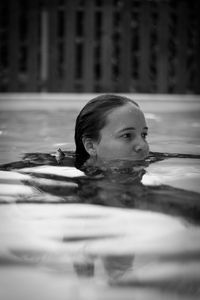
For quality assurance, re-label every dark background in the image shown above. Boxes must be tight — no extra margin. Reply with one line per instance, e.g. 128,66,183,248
0,0,199,93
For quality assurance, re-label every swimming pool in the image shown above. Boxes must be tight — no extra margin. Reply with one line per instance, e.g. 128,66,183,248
0,94,200,300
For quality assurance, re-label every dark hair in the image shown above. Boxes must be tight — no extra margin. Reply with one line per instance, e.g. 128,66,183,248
74,94,139,168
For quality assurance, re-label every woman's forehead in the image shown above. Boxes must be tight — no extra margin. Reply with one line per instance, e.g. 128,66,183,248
106,103,144,122
102,104,147,133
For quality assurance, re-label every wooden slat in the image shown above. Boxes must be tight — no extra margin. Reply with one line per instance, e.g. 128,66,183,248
41,9,49,91
0,0,2,53
26,0,39,92
0,1,10,91
101,0,113,92
82,0,95,92
194,0,200,94
119,0,132,92
63,0,77,92
157,1,169,93
8,0,19,91
138,0,151,92
176,0,188,93
47,0,59,92
0,1,3,90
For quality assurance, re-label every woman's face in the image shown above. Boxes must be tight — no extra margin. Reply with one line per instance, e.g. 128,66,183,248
94,103,149,163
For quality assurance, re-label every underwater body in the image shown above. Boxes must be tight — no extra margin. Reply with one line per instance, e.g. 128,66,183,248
0,100,200,300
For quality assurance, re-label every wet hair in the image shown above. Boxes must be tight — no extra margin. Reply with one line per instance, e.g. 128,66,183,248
74,94,139,168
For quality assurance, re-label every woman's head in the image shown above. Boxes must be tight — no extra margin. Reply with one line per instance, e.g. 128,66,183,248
74,94,149,168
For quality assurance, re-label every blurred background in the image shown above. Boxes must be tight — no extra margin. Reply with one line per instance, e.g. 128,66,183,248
0,0,199,94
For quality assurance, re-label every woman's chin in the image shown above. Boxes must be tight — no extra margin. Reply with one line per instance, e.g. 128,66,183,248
85,154,149,168
98,157,148,168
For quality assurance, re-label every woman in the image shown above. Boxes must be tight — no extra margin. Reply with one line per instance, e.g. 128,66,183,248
75,94,149,168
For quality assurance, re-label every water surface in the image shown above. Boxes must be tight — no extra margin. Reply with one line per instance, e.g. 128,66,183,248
0,100,200,300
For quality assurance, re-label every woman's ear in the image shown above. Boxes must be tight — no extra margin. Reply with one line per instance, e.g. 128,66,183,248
82,137,97,157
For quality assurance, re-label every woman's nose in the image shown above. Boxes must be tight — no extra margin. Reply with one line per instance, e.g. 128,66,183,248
135,144,143,152
134,139,148,153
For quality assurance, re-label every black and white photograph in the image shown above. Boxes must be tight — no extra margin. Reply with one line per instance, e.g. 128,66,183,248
0,1,200,299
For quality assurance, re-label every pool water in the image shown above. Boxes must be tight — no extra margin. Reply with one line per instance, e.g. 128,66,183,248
0,97,200,300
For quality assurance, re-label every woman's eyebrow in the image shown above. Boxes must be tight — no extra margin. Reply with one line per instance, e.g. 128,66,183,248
117,126,148,133
117,127,136,133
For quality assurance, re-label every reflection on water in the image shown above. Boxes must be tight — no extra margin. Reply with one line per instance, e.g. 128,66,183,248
0,151,200,299
1,151,200,223
0,202,200,300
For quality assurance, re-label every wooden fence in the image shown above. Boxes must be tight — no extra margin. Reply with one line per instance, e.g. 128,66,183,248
0,0,199,93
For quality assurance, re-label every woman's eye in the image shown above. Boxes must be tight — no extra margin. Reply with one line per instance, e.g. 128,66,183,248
121,133,132,139
142,132,148,139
